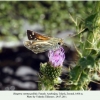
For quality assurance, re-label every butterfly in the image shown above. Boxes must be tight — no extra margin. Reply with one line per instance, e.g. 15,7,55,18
24,30,66,54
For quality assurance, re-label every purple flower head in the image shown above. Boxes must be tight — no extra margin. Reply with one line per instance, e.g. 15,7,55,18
48,47,65,67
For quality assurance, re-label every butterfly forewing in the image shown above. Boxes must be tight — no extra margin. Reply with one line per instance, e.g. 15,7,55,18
27,30,50,40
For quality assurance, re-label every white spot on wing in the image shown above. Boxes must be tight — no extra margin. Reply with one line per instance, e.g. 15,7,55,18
32,32,34,35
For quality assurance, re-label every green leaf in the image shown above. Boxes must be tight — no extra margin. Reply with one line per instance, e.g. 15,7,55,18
85,13,97,31
79,56,95,68
91,49,98,55
70,66,82,82
85,13,97,23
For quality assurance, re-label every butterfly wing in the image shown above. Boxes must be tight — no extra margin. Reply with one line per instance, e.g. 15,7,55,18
24,40,53,54
27,30,50,40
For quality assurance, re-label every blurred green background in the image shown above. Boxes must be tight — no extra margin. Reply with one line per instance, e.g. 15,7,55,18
0,1,98,90
0,1,93,42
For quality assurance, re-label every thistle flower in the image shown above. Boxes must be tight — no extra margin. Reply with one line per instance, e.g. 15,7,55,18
39,47,65,89
48,47,65,67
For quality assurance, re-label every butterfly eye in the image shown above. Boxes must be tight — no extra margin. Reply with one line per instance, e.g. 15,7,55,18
58,42,61,45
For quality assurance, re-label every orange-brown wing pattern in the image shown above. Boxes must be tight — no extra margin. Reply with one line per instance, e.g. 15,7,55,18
27,30,50,40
